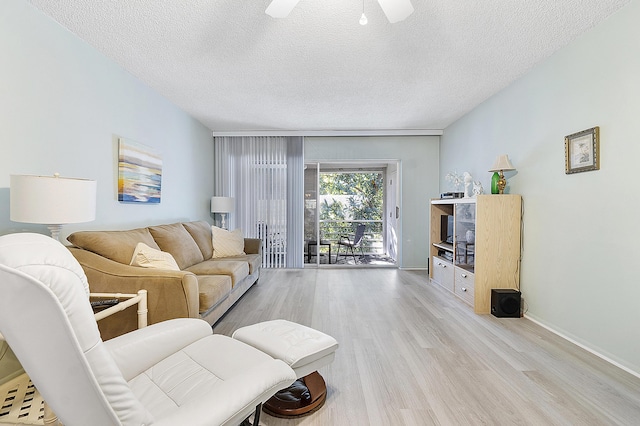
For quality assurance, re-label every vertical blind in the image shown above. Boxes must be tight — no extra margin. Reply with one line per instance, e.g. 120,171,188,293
214,136,304,268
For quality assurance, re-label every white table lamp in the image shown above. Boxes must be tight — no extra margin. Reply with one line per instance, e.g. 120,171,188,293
211,196,234,230
10,173,97,241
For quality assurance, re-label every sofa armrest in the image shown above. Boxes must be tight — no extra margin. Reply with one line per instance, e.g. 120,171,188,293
243,238,262,255
68,247,200,340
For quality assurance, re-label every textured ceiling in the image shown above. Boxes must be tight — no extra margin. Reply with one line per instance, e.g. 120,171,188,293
27,0,629,133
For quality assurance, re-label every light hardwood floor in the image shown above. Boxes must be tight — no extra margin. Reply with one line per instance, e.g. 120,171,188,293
215,269,640,426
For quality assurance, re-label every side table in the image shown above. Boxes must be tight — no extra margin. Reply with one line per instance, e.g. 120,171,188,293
307,240,332,264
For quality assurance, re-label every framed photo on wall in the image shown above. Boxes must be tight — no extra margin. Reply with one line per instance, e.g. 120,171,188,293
565,126,600,174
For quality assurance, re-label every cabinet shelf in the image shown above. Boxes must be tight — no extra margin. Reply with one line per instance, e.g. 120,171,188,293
433,242,453,252
456,264,474,273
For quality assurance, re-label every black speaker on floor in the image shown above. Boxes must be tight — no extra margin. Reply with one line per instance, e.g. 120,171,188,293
491,289,521,318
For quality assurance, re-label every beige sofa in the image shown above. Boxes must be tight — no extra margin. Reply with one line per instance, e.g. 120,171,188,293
67,221,261,340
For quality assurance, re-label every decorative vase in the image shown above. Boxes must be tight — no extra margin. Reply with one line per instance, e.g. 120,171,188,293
466,230,475,244
491,172,500,194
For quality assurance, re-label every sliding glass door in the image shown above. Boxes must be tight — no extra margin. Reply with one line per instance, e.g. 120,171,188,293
304,161,398,267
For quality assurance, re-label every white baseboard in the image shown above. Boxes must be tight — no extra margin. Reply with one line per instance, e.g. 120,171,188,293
524,314,640,379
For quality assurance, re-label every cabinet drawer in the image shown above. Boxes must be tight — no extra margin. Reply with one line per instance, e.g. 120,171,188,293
454,268,475,305
432,256,454,292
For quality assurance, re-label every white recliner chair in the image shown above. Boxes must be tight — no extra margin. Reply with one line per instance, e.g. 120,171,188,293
0,233,297,426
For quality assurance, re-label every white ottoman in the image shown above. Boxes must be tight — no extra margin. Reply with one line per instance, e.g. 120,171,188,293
232,319,339,418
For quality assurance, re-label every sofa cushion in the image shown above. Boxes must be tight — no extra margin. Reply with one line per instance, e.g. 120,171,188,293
148,223,204,270
68,228,159,265
196,275,232,314
214,254,261,275
130,242,180,271
182,221,214,259
211,226,246,258
185,260,249,287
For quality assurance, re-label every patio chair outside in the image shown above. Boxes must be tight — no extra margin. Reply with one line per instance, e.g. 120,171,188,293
335,224,366,264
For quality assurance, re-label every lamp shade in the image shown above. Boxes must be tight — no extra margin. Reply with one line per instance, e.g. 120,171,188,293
10,174,97,225
210,196,235,213
489,155,515,172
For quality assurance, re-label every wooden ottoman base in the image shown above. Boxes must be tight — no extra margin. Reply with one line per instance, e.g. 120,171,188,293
262,371,327,418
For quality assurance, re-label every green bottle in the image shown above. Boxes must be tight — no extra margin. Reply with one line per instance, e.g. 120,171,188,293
491,172,500,194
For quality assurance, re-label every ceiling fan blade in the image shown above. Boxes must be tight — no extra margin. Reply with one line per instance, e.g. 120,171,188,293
377,0,414,23
265,0,301,18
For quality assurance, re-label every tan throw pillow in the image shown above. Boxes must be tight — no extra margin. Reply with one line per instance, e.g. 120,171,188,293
211,226,245,258
130,242,180,271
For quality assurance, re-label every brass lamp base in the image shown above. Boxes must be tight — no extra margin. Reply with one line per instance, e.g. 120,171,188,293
497,171,506,194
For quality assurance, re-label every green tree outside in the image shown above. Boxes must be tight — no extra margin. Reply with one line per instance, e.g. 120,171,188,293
318,172,384,251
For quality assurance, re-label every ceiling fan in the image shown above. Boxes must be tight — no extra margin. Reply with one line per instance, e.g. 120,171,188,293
265,0,414,24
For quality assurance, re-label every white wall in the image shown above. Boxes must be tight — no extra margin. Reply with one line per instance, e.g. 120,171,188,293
0,1,214,242
440,1,640,375
305,136,440,268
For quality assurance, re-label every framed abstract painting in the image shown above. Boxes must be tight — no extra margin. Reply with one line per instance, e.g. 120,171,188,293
118,138,162,203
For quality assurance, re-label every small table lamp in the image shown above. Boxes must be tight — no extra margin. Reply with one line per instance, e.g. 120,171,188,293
10,173,97,241
488,155,515,194
211,196,234,230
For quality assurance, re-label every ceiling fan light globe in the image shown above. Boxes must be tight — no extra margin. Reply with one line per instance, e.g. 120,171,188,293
265,0,301,18
377,0,414,23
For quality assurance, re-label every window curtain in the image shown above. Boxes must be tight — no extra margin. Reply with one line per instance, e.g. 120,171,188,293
214,136,304,268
